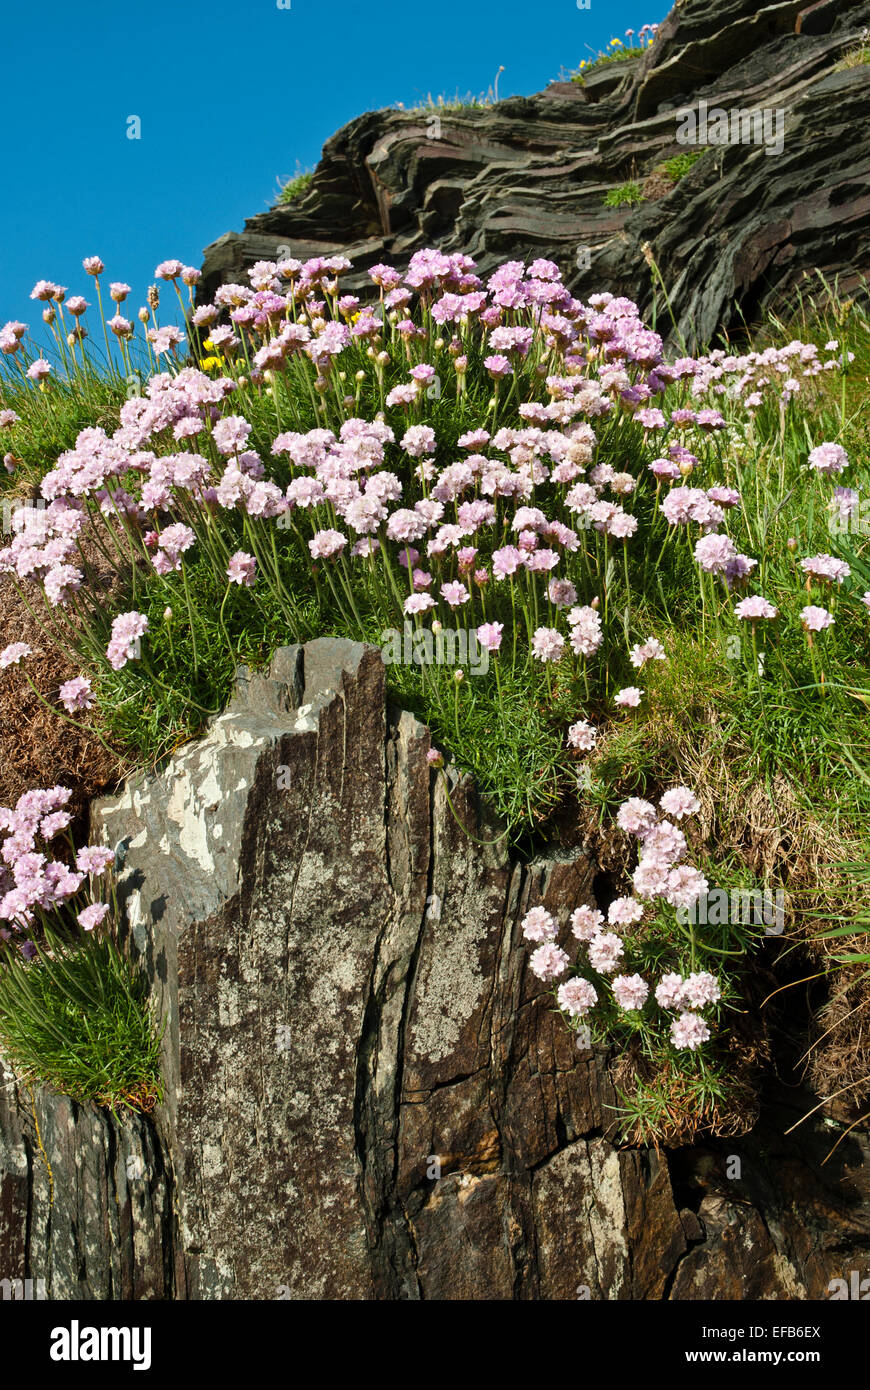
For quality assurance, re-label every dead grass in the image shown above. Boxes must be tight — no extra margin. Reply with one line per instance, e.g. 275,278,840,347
0,533,129,829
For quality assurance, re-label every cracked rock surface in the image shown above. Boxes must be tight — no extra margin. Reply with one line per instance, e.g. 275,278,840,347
0,639,867,1298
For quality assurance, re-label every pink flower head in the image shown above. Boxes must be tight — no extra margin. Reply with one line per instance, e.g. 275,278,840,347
440,580,470,609
531,627,565,663
78,902,111,932
0,642,31,668
309,529,347,560
226,551,256,587
800,605,834,633
570,905,604,941
476,621,504,652
529,941,570,982
614,686,642,708
655,973,686,1010
58,676,93,713
611,973,649,1011
587,931,624,975
808,442,848,475
734,595,778,621
557,977,598,1018
521,906,558,943
607,896,644,929
616,797,657,837
106,611,148,671
629,638,666,669
76,845,115,876
681,971,721,1008
659,787,700,820
567,719,596,752
155,259,184,280
670,1011,710,1050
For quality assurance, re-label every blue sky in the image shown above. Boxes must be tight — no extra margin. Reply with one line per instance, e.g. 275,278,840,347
1,0,663,325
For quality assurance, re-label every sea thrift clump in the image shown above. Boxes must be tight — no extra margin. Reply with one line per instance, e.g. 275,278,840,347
0,786,113,951
2,245,842,1105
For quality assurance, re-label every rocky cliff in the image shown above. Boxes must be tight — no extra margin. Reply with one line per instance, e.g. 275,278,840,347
200,0,870,347
1,640,867,1299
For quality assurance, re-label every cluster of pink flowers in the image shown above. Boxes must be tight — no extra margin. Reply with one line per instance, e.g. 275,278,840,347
0,786,115,952
521,785,723,1052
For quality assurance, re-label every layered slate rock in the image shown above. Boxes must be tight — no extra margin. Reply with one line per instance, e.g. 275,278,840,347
200,0,870,348
0,1061,173,1299
1,639,867,1298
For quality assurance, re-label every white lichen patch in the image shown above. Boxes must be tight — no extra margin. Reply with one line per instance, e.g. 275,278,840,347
409,896,493,1063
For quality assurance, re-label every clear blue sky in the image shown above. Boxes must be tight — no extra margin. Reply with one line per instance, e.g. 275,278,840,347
1,0,664,325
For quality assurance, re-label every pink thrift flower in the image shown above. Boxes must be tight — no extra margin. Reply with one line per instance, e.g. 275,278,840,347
78,902,111,932
670,1011,711,1050
58,676,93,713
616,797,657,836
226,551,256,587
681,971,721,1008
659,787,700,820
807,442,848,474
0,642,31,668
404,593,436,615
655,973,686,1010
76,845,115,875
531,627,565,662
587,931,624,975
614,686,642,708
521,906,558,942
629,638,666,669
309,529,347,560
607,896,644,929
557,977,597,1018
611,973,649,1010
476,621,503,652
800,605,834,632
567,719,596,751
734,596,778,621
570,905,604,941
106,611,148,671
529,941,570,982
440,581,470,609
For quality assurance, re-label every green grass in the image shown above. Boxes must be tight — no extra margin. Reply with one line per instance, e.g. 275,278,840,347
603,181,645,207
661,149,706,181
571,46,646,84
278,169,314,204
0,927,163,1114
836,42,870,70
